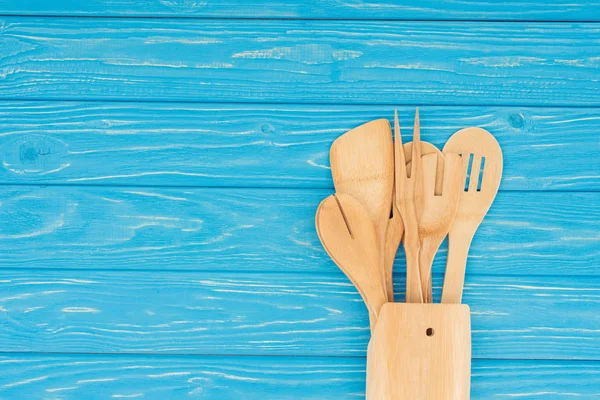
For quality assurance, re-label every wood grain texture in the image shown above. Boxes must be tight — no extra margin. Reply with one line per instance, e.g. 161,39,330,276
0,269,599,359
0,355,598,399
316,194,387,330
0,102,598,190
442,127,503,304
367,304,471,399
0,186,597,277
1,0,600,21
0,19,599,106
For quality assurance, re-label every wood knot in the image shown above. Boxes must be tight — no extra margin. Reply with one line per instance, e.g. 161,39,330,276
508,113,525,129
1,134,69,176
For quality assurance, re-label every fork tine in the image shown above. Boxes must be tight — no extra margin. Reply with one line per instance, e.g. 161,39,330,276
469,155,482,192
394,110,406,201
410,108,421,180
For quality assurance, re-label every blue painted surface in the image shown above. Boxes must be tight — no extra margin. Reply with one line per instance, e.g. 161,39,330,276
0,2,599,399
2,0,600,21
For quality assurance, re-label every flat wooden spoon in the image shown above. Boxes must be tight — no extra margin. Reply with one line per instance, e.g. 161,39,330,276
384,141,442,301
441,127,503,304
316,193,387,330
418,152,463,303
330,119,394,301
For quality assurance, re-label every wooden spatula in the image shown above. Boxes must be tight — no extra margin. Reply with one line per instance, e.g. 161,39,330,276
441,128,503,304
316,193,388,330
330,119,394,301
384,141,443,301
418,152,463,303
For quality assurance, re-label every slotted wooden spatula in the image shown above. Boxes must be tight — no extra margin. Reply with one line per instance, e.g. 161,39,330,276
316,193,387,330
330,119,394,301
441,128,503,304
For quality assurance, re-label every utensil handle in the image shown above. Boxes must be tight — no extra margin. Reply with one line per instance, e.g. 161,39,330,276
404,239,423,303
419,236,439,303
383,246,396,302
377,227,390,302
441,230,475,304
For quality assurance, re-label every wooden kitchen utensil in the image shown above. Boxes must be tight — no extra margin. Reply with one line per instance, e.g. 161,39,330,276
367,303,471,399
316,193,387,330
394,110,423,303
418,152,463,303
441,128,503,304
384,141,443,301
330,119,394,301
384,192,403,302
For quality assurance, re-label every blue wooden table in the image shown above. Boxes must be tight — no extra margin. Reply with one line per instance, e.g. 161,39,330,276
0,1,599,398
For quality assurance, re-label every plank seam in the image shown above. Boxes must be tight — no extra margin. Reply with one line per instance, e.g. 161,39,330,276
0,14,598,23
0,182,598,193
0,350,597,362
0,97,599,109
0,267,598,280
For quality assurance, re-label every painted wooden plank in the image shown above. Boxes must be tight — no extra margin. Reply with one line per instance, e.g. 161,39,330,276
0,186,597,277
0,355,598,400
4,185,600,275
0,18,599,106
1,269,599,359
1,102,598,191
2,0,600,22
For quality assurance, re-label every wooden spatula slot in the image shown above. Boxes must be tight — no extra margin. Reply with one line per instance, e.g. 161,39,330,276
333,194,353,237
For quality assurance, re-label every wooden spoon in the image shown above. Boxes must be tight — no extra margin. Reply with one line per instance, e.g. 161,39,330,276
330,119,394,301
316,193,387,330
418,152,463,303
441,128,503,304
383,141,442,301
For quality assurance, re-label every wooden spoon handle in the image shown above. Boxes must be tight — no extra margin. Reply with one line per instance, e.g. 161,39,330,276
404,239,423,303
383,209,403,302
418,237,437,303
441,230,475,304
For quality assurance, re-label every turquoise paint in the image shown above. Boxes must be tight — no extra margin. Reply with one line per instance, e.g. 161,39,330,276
0,187,597,276
0,355,598,399
1,0,600,21
0,3,598,399
0,19,599,106
0,103,598,190
0,269,599,359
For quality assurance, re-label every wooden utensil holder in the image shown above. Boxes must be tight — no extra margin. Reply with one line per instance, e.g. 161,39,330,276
366,303,471,399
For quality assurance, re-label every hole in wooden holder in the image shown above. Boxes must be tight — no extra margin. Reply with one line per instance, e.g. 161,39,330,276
426,328,434,337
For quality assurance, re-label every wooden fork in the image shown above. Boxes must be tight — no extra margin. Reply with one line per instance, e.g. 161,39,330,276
394,109,423,303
